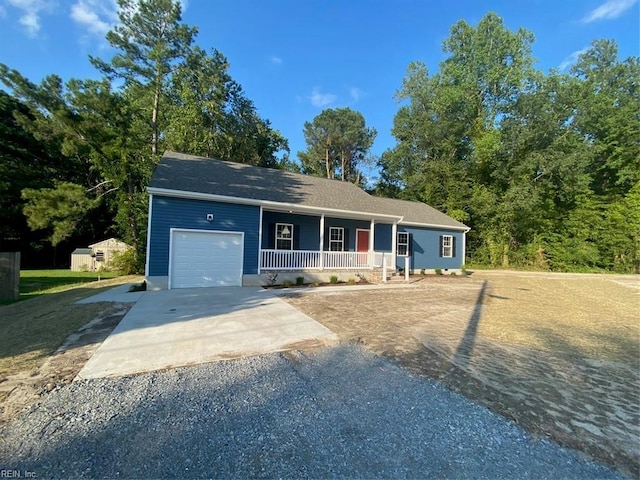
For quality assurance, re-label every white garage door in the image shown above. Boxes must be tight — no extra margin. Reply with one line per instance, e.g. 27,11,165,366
170,229,244,288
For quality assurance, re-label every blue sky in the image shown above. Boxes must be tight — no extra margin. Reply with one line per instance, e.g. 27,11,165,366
1,0,638,181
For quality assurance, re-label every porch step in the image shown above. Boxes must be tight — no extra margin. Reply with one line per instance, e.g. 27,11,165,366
370,268,408,284
382,275,410,284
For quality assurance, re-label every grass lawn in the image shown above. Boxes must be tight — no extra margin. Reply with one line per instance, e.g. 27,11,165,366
18,269,121,300
0,272,141,383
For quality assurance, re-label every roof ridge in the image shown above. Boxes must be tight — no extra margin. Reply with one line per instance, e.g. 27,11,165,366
163,150,370,193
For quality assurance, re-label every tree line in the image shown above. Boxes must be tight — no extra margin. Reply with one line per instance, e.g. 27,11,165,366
0,5,637,273
377,13,639,273
0,0,288,270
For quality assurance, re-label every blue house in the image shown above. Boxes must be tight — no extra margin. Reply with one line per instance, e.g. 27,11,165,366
145,151,470,289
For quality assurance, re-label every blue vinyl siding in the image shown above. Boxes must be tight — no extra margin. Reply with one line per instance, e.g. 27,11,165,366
398,226,463,270
148,196,260,276
374,223,392,251
262,211,320,250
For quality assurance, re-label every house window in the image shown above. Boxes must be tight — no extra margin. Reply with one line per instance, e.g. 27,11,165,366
441,235,453,258
397,232,409,256
329,227,344,251
276,223,293,250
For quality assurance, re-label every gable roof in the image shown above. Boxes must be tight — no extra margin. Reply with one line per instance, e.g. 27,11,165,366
89,238,130,249
369,196,468,228
149,151,469,230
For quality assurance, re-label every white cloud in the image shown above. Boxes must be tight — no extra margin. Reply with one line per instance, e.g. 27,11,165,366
309,88,337,107
18,9,39,34
349,87,363,102
4,0,55,36
582,0,638,23
558,47,590,71
70,0,117,37
70,0,189,40
270,55,283,65
3,0,190,39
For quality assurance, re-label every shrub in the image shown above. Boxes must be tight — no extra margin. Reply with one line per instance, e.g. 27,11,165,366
296,276,304,286
329,275,339,284
420,268,425,276
312,281,320,287
450,271,457,276
347,278,356,285
282,280,294,287
266,273,278,286
435,268,443,275
112,248,144,275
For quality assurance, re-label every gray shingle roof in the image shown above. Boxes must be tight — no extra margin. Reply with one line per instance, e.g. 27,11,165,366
368,196,468,228
149,151,468,229
72,248,93,255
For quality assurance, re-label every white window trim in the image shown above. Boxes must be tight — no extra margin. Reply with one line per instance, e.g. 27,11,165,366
275,223,293,250
329,226,344,251
397,232,409,257
442,234,453,258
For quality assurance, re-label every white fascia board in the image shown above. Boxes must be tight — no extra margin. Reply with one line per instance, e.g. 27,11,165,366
147,187,403,222
399,220,471,232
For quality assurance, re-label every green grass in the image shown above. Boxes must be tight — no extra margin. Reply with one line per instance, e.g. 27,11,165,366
18,269,120,300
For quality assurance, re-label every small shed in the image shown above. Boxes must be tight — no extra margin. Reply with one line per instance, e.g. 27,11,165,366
70,248,94,272
70,238,131,271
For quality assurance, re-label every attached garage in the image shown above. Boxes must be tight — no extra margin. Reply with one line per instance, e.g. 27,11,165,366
169,229,244,288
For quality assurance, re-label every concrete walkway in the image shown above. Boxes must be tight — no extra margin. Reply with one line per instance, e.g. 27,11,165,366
78,287,337,379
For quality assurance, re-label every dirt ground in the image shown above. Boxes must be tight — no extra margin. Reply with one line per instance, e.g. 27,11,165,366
284,271,640,478
2,271,637,475
0,304,131,425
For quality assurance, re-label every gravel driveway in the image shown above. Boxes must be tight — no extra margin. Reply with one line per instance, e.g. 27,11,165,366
0,344,619,479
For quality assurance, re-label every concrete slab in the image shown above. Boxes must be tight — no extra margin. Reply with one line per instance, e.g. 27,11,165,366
77,287,338,379
77,283,145,304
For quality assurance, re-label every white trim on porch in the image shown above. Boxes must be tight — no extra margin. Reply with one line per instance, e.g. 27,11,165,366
260,249,394,270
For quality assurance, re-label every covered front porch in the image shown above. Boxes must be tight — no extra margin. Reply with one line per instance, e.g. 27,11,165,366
258,209,401,272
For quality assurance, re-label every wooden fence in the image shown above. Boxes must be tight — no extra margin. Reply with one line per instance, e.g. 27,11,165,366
0,252,20,301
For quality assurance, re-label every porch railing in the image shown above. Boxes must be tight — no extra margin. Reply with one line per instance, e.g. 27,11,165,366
260,250,321,270
260,249,395,270
372,252,395,268
322,251,371,269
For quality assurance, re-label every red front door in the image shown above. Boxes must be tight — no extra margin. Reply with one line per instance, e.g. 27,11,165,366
356,230,370,252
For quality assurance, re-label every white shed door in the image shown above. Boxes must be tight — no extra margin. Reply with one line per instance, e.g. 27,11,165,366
170,230,243,288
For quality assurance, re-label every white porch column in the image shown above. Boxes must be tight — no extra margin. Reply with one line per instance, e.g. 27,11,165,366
369,218,375,266
257,206,263,274
462,229,468,268
319,214,325,270
391,222,398,269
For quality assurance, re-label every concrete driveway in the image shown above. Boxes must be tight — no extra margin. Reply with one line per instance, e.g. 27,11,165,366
78,287,337,379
